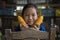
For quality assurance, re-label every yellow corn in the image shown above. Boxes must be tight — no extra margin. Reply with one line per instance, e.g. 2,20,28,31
33,16,44,27
18,16,28,28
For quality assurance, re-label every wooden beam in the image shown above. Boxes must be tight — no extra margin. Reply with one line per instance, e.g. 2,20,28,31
6,3,60,7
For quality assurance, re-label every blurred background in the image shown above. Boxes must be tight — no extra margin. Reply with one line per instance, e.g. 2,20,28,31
0,0,60,40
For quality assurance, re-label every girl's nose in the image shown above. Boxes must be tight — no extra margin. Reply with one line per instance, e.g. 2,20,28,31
29,16,32,20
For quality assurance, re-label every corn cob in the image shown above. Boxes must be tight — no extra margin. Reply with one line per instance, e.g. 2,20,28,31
18,16,28,28
33,16,44,28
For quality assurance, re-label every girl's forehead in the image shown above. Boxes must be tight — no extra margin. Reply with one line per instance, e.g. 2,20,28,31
24,7,37,12
24,7,36,10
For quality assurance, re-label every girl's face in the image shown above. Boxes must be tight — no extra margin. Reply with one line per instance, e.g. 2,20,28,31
23,7,38,25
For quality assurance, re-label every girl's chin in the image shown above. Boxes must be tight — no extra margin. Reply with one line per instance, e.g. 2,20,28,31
28,23,33,25
28,24,32,26
27,22,33,26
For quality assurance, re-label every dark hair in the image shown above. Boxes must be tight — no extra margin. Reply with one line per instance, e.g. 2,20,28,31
21,3,39,17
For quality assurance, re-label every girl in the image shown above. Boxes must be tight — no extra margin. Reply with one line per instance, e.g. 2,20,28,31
15,4,46,31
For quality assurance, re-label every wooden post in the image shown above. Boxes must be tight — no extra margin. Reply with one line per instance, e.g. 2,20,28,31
50,28,56,40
